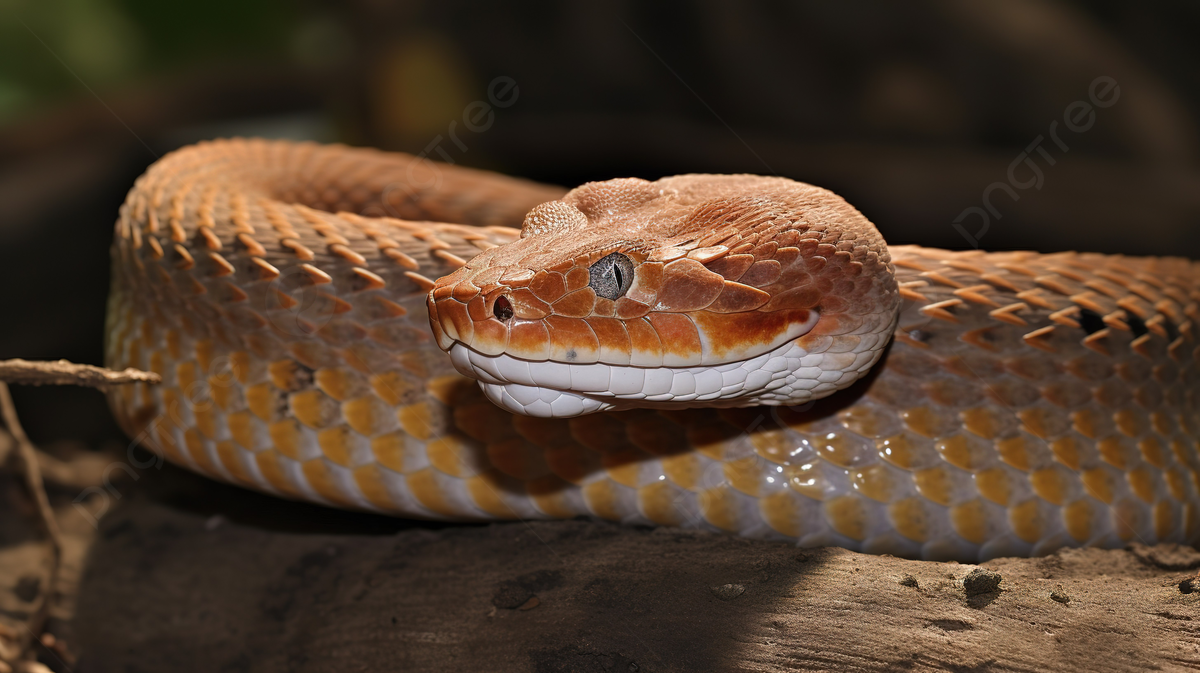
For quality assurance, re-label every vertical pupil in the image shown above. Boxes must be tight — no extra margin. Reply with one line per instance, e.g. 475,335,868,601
612,266,622,289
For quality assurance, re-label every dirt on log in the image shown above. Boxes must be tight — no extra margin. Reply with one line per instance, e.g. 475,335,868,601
73,464,1200,672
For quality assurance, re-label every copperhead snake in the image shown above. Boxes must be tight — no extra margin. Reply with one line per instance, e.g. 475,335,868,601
105,138,1200,562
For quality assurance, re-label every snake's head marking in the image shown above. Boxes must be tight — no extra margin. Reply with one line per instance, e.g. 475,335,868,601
428,175,901,418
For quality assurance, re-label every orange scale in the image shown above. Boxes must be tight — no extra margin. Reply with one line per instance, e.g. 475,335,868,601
565,266,589,292
814,430,873,468
1170,437,1198,465
582,479,625,522
1139,436,1167,469
471,266,507,287
298,460,355,508
1110,497,1145,541
740,260,783,287
776,231,801,247
975,466,1012,505
586,317,632,365
888,497,932,542
1062,498,1095,542
707,282,770,313
749,427,795,464
638,480,686,526
1164,467,1189,501
699,484,741,532
824,495,869,541
1113,408,1149,438
450,279,480,303
704,253,754,281
1030,465,1073,505
552,287,598,318
751,240,779,260
1154,500,1177,540
506,319,552,360
626,262,663,306
912,464,958,506
625,318,664,367
648,247,688,263
615,297,651,319
465,295,489,322
950,499,992,545
774,247,801,269
1018,406,1071,440
593,297,616,317
470,319,510,355
1151,412,1176,437
1097,436,1132,470
435,300,474,344
762,285,823,312
646,312,703,366
687,245,729,264
499,267,535,286
1127,466,1158,503
901,406,962,440
545,315,600,362
1070,407,1113,439
1008,499,1044,543
529,270,567,302
655,259,724,311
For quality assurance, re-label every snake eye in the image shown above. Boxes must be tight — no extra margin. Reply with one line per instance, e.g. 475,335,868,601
587,252,635,300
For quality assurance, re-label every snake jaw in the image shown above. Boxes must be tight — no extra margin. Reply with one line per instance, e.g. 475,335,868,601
441,309,895,419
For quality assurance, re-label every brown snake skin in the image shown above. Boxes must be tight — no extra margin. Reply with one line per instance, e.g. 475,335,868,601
106,138,1200,562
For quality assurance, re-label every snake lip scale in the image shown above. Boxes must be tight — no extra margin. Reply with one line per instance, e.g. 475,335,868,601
107,138,1200,562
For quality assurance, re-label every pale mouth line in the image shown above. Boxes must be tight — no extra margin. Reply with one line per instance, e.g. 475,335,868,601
445,333,835,405
447,341,676,397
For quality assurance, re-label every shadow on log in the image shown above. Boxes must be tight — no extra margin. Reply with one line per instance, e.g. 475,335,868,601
74,464,1200,672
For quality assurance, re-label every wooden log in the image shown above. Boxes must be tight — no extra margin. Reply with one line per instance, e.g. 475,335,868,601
71,465,1200,672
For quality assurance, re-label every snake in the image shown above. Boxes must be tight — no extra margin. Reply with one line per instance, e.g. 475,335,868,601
105,138,1200,562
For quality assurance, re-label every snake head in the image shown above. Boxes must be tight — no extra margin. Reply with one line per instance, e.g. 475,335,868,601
428,175,900,418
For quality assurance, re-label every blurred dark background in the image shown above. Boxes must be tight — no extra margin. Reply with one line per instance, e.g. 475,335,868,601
1,0,1198,447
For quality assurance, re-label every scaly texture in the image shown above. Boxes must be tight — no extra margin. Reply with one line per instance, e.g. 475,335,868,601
106,139,1200,562
428,175,899,417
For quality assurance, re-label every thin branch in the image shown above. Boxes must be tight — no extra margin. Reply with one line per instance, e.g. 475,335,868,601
0,359,160,388
0,382,62,666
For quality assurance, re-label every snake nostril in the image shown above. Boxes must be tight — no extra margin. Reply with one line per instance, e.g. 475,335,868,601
493,295,513,321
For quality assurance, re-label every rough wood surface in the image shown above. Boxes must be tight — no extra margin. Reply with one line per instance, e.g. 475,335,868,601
69,464,1200,672
0,359,160,388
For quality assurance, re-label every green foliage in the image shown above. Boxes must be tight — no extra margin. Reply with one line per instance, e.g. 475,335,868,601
0,0,306,122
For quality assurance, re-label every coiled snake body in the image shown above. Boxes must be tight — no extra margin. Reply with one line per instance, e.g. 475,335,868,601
106,139,1200,562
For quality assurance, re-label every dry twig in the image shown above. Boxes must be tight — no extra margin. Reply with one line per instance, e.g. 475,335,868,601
0,359,160,388
0,382,63,667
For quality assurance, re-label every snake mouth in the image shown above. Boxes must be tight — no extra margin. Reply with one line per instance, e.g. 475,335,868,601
430,279,845,418
442,315,886,418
